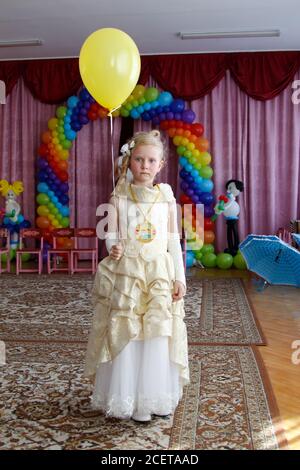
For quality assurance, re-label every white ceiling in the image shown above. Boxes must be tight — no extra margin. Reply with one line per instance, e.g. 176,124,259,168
0,0,300,61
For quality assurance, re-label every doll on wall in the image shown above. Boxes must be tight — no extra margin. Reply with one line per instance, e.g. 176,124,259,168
214,179,244,256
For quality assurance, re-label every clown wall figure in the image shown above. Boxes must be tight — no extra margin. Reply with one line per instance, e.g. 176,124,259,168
0,179,31,253
214,179,244,256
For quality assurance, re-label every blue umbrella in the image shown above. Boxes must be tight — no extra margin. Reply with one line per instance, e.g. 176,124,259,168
239,235,300,287
292,233,300,248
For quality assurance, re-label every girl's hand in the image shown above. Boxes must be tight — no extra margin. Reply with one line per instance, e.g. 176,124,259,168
110,244,124,261
172,281,186,302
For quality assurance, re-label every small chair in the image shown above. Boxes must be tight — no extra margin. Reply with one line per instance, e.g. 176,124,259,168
0,228,11,274
16,228,43,275
71,228,98,274
47,228,74,274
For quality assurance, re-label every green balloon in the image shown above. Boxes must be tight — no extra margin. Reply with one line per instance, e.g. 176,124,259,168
199,166,213,179
120,108,130,117
56,106,67,119
36,193,50,205
195,251,203,261
144,87,159,102
201,244,215,256
216,253,233,269
233,253,247,270
61,217,70,228
177,146,186,155
202,253,217,268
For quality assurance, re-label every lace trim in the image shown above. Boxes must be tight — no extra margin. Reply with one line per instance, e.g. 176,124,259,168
91,391,183,419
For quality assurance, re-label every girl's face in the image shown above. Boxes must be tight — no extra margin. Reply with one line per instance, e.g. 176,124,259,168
130,144,163,186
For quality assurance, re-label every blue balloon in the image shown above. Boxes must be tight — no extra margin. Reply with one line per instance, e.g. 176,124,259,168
170,99,185,113
200,192,214,205
185,164,193,173
186,251,195,268
79,89,91,101
67,96,79,109
200,179,214,192
179,157,188,167
141,111,151,121
130,109,140,119
151,100,159,108
191,169,199,178
144,103,151,111
158,91,173,107
61,206,70,217
65,130,77,141
37,182,48,193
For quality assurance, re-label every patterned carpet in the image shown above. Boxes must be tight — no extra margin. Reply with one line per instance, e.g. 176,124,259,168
0,274,286,449
185,278,266,345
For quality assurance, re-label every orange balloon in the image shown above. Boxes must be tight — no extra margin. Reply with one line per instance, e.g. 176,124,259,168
198,138,209,152
204,230,215,244
36,216,50,229
41,131,52,144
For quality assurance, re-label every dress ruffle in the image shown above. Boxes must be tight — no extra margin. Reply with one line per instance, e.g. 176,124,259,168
84,252,189,386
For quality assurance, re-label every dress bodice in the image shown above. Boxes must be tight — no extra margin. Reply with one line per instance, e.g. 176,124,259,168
113,181,175,261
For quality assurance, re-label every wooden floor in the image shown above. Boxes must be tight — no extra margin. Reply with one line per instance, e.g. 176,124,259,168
188,267,300,450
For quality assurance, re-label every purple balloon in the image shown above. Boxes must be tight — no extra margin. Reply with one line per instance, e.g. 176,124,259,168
158,112,166,121
37,158,48,169
166,112,174,120
191,194,200,203
182,109,196,124
152,116,160,126
186,188,194,197
79,115,89,125
60,183,69,192
174,113,182,120
204,206,214,218
180,181,189,191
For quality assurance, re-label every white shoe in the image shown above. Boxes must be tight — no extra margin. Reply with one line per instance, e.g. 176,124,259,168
132,411,152,423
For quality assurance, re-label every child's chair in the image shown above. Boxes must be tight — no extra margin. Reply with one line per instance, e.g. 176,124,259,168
16,228,44,275
71,228,98,274
47,228,74,274
0,228,11,273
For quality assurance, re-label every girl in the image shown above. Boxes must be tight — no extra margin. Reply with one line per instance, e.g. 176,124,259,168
84,130,189,422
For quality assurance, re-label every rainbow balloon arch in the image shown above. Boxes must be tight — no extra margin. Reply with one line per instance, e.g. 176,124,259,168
36,84,218,267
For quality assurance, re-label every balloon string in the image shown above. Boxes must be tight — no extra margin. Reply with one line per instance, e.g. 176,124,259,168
109,113,119,238
107,104,121,117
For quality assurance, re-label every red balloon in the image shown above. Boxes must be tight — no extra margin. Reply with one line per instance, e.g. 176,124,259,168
87,110,98,121
160,120,169,130
38,144,49,157
59,171,69,182
90,102,100,113
204,218,215,231
192,123,204,137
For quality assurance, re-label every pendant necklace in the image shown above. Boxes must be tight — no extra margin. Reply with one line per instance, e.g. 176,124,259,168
129,184,161,243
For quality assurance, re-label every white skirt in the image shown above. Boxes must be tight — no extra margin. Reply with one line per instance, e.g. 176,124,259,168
91,336,183,419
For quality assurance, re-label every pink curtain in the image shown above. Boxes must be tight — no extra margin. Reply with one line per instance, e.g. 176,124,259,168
0,79,56,223
0,80,121,244
191,70,300,251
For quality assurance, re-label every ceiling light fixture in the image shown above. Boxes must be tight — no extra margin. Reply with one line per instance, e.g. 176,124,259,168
179,30,280,40
0,39,44,48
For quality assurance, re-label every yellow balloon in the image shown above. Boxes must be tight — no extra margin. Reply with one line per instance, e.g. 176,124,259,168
79,28,141,111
